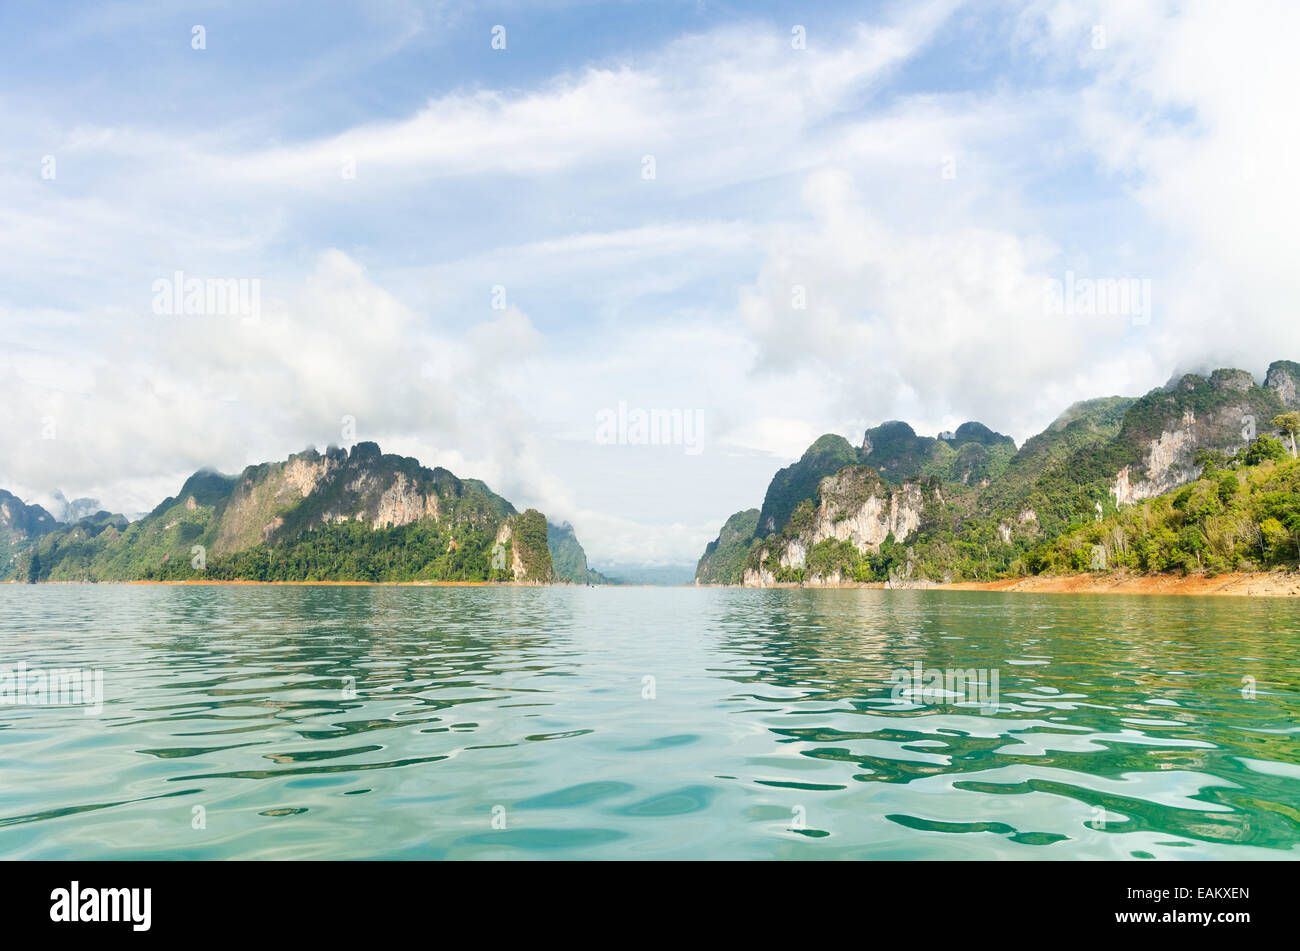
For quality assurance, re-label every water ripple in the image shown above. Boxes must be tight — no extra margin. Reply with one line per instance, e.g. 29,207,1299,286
0,585,1297,858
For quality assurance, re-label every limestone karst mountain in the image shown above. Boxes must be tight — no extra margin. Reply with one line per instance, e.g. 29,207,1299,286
698,361,1300,586
5,442,600,584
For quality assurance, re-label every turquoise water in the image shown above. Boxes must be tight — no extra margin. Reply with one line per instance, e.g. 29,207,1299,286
0,585,1297,859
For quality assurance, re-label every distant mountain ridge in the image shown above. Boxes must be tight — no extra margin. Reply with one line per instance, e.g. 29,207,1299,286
4,442,601,584
697,360,1300,586
46,491,103,524
547,521,612,585
0,488,60,570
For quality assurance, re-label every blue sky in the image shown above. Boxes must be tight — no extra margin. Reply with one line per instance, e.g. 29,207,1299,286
2,0,1297,567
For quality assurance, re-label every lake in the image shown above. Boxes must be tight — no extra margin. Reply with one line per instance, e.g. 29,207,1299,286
1,585,1297,859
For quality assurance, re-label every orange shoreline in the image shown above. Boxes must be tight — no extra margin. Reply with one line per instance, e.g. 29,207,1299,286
699,570,1300,597
9,572,1300,595
940,571,1300,597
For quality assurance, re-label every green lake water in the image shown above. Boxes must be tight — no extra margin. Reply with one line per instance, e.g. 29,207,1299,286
0,585,1297,859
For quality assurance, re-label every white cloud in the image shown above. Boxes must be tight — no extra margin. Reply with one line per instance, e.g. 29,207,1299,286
216,1,959,189
1025,0,1300,375
737,167,1120,439
0,250,543,505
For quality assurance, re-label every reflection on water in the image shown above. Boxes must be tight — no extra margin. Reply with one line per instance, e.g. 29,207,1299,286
0,585,1297,859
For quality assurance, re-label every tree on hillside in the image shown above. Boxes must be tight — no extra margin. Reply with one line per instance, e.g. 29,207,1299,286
1271,412,1300,458
1245,435,1289,466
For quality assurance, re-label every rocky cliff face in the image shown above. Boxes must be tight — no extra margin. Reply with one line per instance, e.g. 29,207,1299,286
8,442,566,583
742,468,931,587
699,359,1300,586
756,434,860,536
490,516,556,583
805,468,925,552
1109,369,1287,505
1110,408,1202,505
711,419,1016,585
209,448,454,555
1265,360,1300,410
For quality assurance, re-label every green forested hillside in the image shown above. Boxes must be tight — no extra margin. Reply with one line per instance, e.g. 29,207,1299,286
695,508,759,583
861,420,1016,486
0,488,59,573
697,360,1300,585
752,421,1019,537
755,434,859,535
144,519,519,582
547,521,610,584
1031,440,1300,574
973,396,1134,536
7,442,572,583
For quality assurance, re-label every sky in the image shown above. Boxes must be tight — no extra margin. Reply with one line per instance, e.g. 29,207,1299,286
2,0,1298,570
